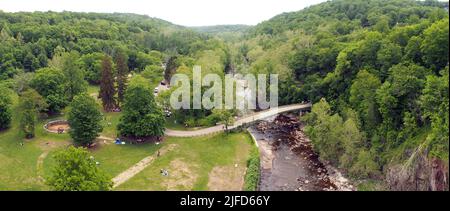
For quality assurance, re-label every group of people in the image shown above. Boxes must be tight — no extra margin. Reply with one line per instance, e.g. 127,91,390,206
160,169,169,176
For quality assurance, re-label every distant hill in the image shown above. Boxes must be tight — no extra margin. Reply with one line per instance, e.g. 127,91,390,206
250,0,449,36
190,25,251,35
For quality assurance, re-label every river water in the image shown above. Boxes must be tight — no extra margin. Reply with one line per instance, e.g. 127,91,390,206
248,114,354,191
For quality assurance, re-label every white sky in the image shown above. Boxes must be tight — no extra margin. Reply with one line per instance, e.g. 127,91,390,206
0,0,327,26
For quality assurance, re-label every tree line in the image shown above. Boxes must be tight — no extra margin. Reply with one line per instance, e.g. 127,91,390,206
231,0,449,183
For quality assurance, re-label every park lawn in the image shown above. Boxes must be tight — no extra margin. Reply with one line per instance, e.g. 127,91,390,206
1,87,256,191
87,84,122,138
0,90,154,190
41,139,163,182
115,132,254,191
92,142,162,178
165,116,202,131
0,123,46,190
100,111,122,138
0,102,71,190
165,116,208,131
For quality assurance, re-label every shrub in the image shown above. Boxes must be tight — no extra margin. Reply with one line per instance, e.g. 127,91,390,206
244,148,260,191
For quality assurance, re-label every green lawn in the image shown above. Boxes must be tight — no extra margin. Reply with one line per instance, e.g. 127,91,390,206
94,142,161,177
0,86,255,191
164,116,206,131
0,104,70,190
0,86,254,190
87,84,121,138
115,132,254,190
0,126,46,190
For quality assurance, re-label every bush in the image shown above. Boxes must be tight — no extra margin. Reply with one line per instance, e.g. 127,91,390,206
184,118,196,127
244,148,260,191
0,89,12,130
349,150,380,179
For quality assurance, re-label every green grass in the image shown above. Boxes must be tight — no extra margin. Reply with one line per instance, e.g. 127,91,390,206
87,85,100,96
357,179,388,191
87,84,122,138
0,95,70,190
101,112,122,138
0,128,46,190
115,132,253,190
93,143,161,177
1,86,255,191
164,116,206,131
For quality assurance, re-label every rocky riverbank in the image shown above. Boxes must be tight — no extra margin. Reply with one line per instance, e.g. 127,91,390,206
249,114,355,191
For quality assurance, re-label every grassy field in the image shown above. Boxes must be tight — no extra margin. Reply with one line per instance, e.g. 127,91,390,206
165,116,206,131
0,86,256,191
116,133,253,190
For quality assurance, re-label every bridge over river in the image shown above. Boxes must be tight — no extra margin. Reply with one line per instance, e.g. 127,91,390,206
164,103,312,137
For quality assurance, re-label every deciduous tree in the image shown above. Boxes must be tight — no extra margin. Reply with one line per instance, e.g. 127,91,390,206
18,89,47,139
0,87,12,130
61,51,87,101
30,67,67,113
67,94,103,146
46,146,112,191
117,76,165,138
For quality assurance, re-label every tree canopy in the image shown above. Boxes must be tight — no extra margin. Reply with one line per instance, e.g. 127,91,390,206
117,76,165,138
46,146,112,191
67,93,103,146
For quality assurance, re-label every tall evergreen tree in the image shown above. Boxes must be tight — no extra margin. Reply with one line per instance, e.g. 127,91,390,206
115,51,129,105
99,55,116,111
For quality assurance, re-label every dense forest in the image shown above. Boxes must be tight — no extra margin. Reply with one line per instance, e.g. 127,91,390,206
228,0,449,190
0,0,448,190
0,10,231,122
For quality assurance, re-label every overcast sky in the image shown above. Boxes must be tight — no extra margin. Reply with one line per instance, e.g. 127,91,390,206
0,0,327,26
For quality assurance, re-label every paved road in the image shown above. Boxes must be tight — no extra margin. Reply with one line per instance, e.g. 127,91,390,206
164,103,312,137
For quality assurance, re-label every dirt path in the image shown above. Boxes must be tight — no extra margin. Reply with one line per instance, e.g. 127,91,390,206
98,136,114,141
112,144,178,188
36,151,49,182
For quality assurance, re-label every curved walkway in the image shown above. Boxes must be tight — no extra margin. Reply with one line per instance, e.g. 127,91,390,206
164,103,311,137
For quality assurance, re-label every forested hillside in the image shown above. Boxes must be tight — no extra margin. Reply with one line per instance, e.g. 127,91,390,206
0,10,236,191
230,0,448,190
191,25,250,35
190,25,251,42
0,11,230,118
0,0,448,191
0,11,227,79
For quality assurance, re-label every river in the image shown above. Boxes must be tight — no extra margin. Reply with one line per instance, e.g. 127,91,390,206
248,114,355,191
